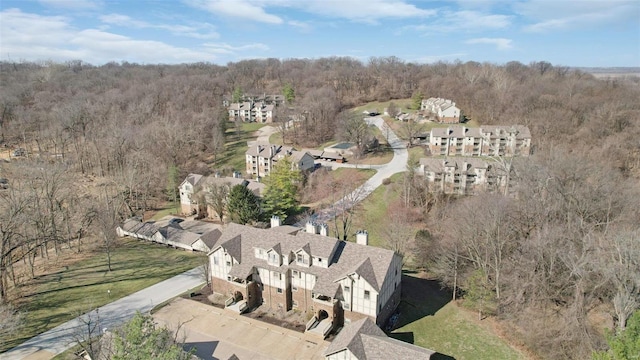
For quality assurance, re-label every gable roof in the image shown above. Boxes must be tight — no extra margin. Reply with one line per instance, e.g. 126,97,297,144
181,173,203,187
324,318,434,359
207,223,399,295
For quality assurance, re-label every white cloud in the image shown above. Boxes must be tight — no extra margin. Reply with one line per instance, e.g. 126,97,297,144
37,0,102,10
0,9,267,64
293,0,436,22
399,10,511,34
203,42,270,54
288,20,312,32
515,0,639,32
465,37,512,50
185,0,283,24
100,13,219,39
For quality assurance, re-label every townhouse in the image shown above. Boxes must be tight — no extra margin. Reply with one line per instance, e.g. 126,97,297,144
208,220,403,337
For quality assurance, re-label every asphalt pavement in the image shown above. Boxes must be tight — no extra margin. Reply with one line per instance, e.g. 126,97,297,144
1,267,205,360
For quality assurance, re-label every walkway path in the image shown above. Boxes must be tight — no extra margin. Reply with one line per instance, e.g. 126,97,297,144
1,267,205,360
301,116,408,225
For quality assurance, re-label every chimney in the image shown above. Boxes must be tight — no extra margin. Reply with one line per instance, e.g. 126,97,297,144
270,215,281,228
306,221,317,234
319,223,329,236
356,230,368,246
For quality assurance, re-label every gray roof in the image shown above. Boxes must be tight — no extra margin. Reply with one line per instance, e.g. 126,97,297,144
209,223,399,295
183,173,203,187
157,226,201,246
325,318,435,359
195,175,265,196
199,229,222,249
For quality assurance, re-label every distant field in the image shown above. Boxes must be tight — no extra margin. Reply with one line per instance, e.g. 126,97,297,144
2,238,204,353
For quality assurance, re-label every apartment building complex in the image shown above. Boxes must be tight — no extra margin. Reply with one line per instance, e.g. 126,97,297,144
419,157,511,196
208,221,403,337
245,143,315,177
428,125,531,157
178,173,265,216
421,97,462,124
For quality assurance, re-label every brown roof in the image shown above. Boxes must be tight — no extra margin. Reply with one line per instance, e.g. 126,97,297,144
325,317,435,359
209,223,399,294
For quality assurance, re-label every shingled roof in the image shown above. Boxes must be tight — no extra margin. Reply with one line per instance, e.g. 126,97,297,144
324,318,435,359
208,223,398,295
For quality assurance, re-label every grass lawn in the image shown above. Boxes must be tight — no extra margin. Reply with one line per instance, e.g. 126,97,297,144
214,122,265,171
350,172,405,248
2,238,205,352
392,273,527,360
149,202,179,221
353,98,414,114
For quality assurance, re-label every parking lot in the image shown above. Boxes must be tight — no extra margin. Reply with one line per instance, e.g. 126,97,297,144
153,298,330,360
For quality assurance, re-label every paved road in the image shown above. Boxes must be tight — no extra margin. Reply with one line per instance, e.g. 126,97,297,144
1,267,205,360
300,116,409,225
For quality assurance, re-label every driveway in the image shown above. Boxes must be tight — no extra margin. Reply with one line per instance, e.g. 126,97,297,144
153,298,329,360
303,116,408,225
1,267,205,360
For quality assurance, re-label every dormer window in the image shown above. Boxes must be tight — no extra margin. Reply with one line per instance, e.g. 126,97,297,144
268,252,280,265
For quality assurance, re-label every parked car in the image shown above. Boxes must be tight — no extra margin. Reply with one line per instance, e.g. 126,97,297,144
0,178,8,189
12,148,26,157
368,112,380,116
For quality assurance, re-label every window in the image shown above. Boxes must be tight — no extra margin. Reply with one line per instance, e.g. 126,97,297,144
344,286,350,293
364,290,370,300
277,288,283,294
344,303,350,310
213,256,219,265
292,270,299,277
317,258,323,264
226,261,231,267
292,285,298,292
293,300,298,308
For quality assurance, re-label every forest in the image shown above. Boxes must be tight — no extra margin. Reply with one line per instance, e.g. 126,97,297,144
0,58,639,359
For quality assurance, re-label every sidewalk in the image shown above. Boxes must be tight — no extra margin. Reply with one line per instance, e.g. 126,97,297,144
1,267,205,360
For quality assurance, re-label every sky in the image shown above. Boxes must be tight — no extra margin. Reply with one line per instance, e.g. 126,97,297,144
1,0,639,67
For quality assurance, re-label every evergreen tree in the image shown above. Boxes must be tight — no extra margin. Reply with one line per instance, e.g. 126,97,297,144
411,91,424,110
112,312,192,360
593,310,640,360
232,87,243,103
283,83,295,103
227,184,261,224
262,157,302,219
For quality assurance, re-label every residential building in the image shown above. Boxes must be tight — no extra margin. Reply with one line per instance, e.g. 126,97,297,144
428,125,531,157
227,101,276,123
245,144,315,177
179,173,265,218
419,157,511,195
116,216,222,252
421,97,462,123
223,94,285,107
324,317,435,359
208,221,403,338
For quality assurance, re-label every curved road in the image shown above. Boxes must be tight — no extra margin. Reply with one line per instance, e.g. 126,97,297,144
3,117,407,360
300,116,409,225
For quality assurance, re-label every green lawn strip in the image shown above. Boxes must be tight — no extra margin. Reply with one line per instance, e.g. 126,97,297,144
3,238,204,352
353,99,413,114
214,122,265,171
351,172,405,248
392,301,525,360
150,202,179,220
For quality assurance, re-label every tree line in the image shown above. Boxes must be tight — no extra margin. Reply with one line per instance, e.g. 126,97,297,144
1,58,639,358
